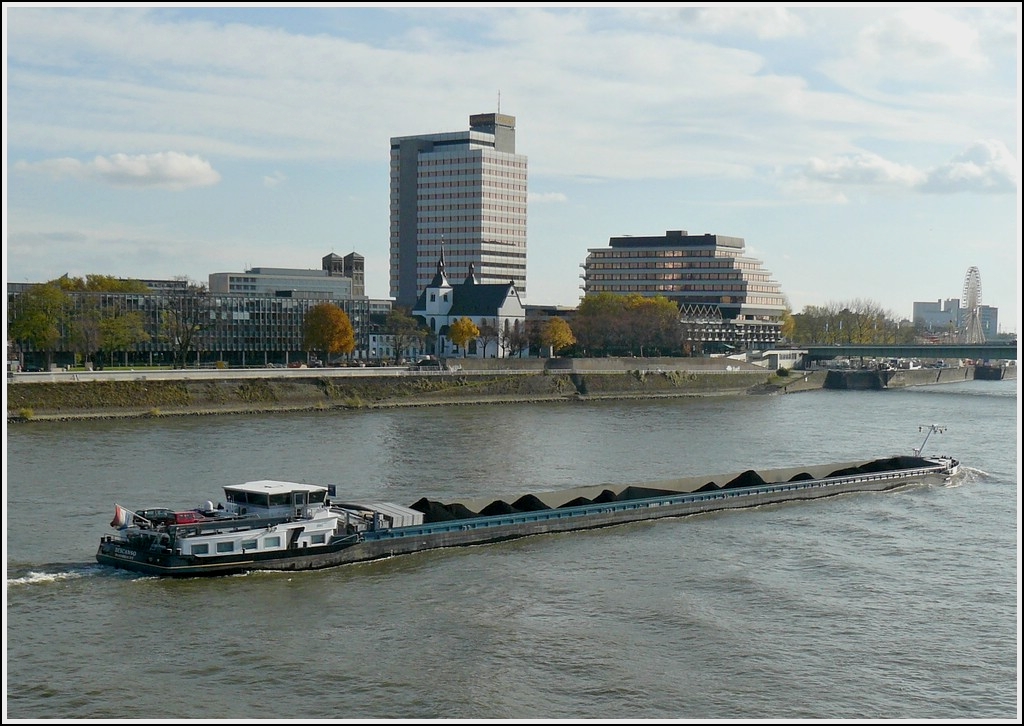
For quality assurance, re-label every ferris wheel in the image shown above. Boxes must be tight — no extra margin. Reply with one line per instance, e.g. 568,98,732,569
961,266,985,344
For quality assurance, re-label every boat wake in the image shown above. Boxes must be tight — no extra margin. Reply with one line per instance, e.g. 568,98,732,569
6,562,136,586
944,465,990,488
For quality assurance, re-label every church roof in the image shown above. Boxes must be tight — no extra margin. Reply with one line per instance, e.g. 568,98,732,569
449,282,518,316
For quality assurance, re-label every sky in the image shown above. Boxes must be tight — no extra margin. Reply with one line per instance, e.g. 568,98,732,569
3,4,1021,334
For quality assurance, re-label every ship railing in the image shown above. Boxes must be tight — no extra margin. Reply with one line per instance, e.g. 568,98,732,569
361,462,953,541
168,514,291,538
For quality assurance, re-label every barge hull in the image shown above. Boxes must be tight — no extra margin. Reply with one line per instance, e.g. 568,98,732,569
97,459,956,577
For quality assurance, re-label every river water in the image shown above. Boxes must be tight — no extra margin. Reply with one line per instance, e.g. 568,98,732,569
4,379,1019,720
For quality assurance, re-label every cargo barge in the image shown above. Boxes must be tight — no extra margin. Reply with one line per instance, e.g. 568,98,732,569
96,429,960,578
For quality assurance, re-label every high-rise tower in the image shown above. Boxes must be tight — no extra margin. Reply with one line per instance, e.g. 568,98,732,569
389,112,528,309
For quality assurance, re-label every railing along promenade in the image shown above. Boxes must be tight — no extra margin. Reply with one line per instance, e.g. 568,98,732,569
8,360,760,385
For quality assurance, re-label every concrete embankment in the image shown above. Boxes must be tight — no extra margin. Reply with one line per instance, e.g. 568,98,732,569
7,360,987,423
823,365,976,390
7,358,782,422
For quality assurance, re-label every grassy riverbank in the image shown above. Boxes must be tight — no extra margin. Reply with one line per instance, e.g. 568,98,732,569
6,368,797,422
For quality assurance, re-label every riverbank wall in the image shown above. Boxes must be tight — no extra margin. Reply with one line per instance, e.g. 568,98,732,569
7,359,787,422
7,360,991,423
823,365,976,390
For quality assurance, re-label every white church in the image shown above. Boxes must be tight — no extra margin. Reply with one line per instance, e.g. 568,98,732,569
411,250,527,358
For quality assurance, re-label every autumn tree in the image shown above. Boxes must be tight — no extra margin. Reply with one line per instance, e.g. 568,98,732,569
384,308,427,363
302,302,355,363
447,316,480,356
540,317,576,356
622,294,679,356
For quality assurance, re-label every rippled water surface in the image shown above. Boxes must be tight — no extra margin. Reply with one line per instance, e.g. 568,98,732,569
4,379,1019,719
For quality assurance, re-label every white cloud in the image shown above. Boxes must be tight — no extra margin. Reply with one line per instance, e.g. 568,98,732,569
674,6,807,39
798,140,1018,195
920,140,1019,194
263,171,287,188
802,153,926,188
16,151,221,190
528,192,568,204
859,7,986,70
820,7,997,99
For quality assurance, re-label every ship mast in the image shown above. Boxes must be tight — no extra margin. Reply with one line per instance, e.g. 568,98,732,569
913,424,947,456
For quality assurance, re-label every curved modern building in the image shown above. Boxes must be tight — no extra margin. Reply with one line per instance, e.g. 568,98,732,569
581,229,787,348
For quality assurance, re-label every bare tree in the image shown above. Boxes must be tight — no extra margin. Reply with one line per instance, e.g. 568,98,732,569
161,279,210,368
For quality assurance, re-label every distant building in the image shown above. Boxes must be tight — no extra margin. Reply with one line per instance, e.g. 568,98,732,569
581,229,787,349
322,252,365,298
8,252,395,367
411,249,526,358
209,257,356,299
912,298,999,340
390,112,528,309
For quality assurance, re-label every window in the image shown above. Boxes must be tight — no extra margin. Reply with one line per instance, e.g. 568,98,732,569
192,544,209,555
264,536,281,548
241,540,258,550
216,541,235,553
311,534,326,544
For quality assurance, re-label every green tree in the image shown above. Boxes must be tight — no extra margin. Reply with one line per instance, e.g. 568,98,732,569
302,302,355,363
574,292,627,355
8,281,71,369
779,304,796,342
622,294,678,356
789,299,914,346
385,308,427,363
448,317,480,356
100,308,151,366
540,317,576,355
59,274,151,293
70,302,104,366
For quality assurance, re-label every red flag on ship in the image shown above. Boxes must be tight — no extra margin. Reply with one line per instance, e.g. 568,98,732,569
110,504,133,528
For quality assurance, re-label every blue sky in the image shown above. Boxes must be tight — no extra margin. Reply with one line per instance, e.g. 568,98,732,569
4,5,1021,333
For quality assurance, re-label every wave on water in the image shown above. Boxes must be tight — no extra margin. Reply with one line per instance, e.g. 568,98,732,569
6,562,138,586
906,383,1016,400
942,465,992,489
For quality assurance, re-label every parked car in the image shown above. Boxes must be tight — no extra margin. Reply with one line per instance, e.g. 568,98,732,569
409,356,443,371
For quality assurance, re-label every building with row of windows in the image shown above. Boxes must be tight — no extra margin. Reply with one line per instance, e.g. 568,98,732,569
10,112,802,367
6,253,416,369
581,229,788,347
912,298,999,341
209,252,365,299
390,112,528,309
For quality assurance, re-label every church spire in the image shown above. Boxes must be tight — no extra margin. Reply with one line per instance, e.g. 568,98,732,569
427,239,450,289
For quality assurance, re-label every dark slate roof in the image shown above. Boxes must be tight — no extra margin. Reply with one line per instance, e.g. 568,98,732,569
448,283,517,317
